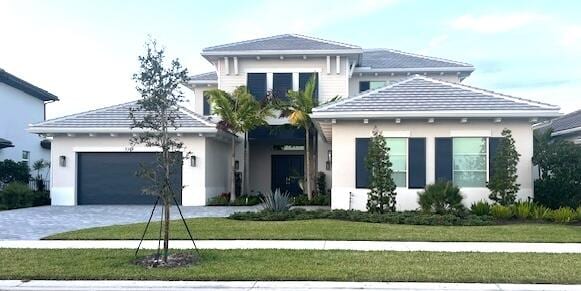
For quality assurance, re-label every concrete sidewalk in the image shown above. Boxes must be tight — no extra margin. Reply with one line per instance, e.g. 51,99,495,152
0,280,579,290
1,240,581,253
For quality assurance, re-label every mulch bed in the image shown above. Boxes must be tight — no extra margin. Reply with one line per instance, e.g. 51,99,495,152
133,252,200,268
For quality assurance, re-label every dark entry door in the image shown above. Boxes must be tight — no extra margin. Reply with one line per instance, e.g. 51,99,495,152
77,152,182,205
271,155,304,195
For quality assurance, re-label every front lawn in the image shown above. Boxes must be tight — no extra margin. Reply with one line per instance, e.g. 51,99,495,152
45,218,581,242
0,249,579,283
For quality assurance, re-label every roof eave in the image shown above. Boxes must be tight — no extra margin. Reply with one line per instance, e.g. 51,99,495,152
186,80,218,85
311,110,562,119
27,127,218,134
551,126,581,137
353,67,475,73
201,48,363,57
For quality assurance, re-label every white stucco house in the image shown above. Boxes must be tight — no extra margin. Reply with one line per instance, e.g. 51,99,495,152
0,68,59,172
29,34,561,209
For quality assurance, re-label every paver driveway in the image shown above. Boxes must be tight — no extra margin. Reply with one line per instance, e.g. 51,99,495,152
0,205,260,240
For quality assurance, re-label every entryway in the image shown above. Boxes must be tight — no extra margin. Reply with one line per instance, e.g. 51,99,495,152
271,155,304,194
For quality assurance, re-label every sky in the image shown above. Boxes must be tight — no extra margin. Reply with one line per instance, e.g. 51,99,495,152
1,0,580,118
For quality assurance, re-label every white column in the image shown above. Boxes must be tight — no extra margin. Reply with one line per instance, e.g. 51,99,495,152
292,72,299,91
233,57,238,75
326,56,331,74
336,56,341,74
224,57,229,75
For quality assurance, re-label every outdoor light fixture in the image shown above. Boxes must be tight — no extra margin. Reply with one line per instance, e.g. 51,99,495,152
59,155,66,167
235,160,240,170
190,156,197,167
326,150,332,170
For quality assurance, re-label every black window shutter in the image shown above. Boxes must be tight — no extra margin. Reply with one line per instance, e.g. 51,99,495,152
435,137,453,182
355,138,370,188
247,73,267,101
408,138,426,189
359,81,370,92
489,137,504,180
273,73,293,100
299,73,318,99
202,91,211,115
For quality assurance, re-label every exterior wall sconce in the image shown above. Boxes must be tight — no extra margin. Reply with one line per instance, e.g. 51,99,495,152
59,155,66,167
234,160,240,170
190,156,197,167
326,150,332,170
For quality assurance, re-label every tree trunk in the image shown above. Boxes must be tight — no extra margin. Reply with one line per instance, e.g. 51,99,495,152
230,136,236,202
163,201,170,262
243,132,249,196
305,127,312,200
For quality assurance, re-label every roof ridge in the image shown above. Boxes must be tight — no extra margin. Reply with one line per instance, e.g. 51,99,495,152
203,34,291,51
288,33,361,49
31,100,138,127
363,48,474,67
413,75,560,109
313,75,420,112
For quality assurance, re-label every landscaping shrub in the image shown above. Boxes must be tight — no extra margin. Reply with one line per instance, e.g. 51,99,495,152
261,189,290,212
577,207,581,221
418,181,464,215
0,159,30,184
316,172,327,195
531,204,551,220
490,204,513,220
512,201,534,219
291,193,330,206
470,200,491,216
208,193,261,206
487,129,520,206
229,209,496,226
0,182,33,209
550,207,576,223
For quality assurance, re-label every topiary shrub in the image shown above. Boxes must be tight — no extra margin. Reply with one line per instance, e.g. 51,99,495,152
490,204,513,220
418,181,465,215
470,200,491,216
0,182,33,209
550,207,576,223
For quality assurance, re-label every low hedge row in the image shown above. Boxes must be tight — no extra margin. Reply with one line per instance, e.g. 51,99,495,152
229,209,496,226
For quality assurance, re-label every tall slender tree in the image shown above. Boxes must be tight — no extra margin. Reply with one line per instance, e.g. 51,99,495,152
366,127,397,213
487,128,521,206
206,86,272,201
130,39,188,262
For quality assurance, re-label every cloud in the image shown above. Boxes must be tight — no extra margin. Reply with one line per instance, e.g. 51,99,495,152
560,25,581,48
420,34,448,54
222,0,397,40
451,12,547,33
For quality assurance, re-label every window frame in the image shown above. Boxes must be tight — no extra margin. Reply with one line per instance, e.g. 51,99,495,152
385,137,408,188
452,137,489,188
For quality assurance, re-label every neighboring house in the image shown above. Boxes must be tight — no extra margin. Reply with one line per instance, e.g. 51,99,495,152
0,68,59,173
534,110,581,144
29,34,561,209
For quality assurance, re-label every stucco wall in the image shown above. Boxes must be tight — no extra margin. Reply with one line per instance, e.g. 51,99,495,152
348,73,460,97
0,83,49,166
189,85,217,116
204,137,230,200
49,134,218,206
330,119,534,211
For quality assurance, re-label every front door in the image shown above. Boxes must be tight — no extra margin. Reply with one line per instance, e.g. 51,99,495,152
271,155,304,195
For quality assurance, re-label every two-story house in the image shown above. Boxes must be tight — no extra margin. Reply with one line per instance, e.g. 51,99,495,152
29,34,561,209
1,68,59,175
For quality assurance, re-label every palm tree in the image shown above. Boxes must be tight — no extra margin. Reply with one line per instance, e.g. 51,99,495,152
207,86,272,202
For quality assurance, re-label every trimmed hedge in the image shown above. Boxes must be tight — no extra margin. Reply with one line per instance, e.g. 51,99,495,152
229,209,496,226
207,194,261,206
0,182,50,210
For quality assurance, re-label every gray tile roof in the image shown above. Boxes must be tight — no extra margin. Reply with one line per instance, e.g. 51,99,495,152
313,75,559,115
29,101,216,131
358,49,473,70
548,110,581,133
188,71,217,82
0,68,59,101
203,34,360,52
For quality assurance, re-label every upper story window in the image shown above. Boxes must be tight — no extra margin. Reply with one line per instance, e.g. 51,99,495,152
453,137,487,187
272,73,293,100
202,91,212,116
246,72,319,102
359,81,386,93
299,73,318,99
247,73,267,101
22,150,30,165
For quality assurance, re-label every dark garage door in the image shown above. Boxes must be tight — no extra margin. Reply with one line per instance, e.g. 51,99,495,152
77,152,182,205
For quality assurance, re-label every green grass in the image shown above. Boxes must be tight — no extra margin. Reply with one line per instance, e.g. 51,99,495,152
0,249,579,283
45,218,581,242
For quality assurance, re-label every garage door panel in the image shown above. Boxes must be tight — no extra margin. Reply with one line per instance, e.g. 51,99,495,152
77,152,182,205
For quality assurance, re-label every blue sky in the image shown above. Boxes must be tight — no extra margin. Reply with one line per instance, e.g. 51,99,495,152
1,0,580,118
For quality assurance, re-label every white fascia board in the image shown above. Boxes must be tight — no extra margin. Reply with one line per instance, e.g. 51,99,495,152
353,67,475,73
27,127,218,134
201,49,363,56
311,110,562,119
551,126,581,136
186,80,218,85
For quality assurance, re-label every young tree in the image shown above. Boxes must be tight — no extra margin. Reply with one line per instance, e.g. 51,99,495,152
487,128,521,206
206,86,271,201
130,39,188,262
366,127,397,213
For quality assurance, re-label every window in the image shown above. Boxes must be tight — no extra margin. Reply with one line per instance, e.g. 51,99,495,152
386,138,407,187
202,91,212,116
453,138,487,187
359,81,386,92
22,150,30,164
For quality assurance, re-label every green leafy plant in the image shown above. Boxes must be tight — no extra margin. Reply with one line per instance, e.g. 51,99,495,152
490,204,513,220
207,194,261,206
290,194,330,206
487,129,521,206
531,204,551,220
316,172,327,195
261,189,290,212
0,182,33,209
512,200,534,219
418,181,465,215
576,206,581,221
366,127,397,213
0,159,30,184
550,207,576,223
470,200,491,216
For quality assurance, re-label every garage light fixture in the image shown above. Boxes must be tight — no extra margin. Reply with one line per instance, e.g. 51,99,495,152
190,156,197,167
59,155,66,167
